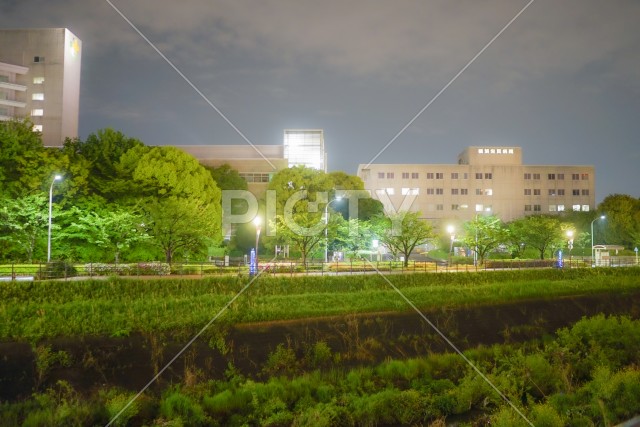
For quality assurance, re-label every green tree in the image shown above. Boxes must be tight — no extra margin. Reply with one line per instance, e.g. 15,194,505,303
266,166,334,263
206,164,248,191
132,146,222,263
336,218,375,260
0,119,58,197
376,211,435,267
461,215,506,265
598,194,640,248
0,194,50,262
508,215,567,260
61,205,149,262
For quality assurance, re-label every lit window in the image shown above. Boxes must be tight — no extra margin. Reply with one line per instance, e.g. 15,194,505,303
573,204,581,211
549,205,557,212
485,189,493,196
401,188,410,195
490,148,495,154
582,205,590,211
33,77,45,84
475,204,484,212
31,109,44,116
32,93,44,101
478,149,483,154
32,124,43,132
557,205,565,211
485,206,492,212
496,149,502,154
508,149,514,154
386,188,395,195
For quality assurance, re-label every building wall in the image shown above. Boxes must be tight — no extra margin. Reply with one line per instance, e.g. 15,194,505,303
177,145,288,196
358,146,595,225
0,28,81,147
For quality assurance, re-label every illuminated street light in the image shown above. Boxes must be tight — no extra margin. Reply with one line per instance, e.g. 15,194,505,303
566,229,574,267
447,225,455,268
47,174,62,262
324,195,342,263
591,215,605,266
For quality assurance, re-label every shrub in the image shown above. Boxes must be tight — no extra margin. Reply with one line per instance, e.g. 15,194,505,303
159,390,207,426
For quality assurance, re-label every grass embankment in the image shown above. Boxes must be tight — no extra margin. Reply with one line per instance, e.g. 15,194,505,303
1,268,639,341
2,315,640,426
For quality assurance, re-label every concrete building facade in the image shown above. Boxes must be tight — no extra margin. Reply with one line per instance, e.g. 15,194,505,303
0,28,82,147
358,147,595,224
177,144,288,195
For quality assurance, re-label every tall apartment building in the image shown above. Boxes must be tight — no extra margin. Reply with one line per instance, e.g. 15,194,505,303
357,147,595,223
283,129,327,172
0,28,82,147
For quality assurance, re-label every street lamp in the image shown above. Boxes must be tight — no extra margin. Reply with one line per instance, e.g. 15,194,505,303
591,215,605,266
447,225,455,267
47,174,62,262
566,230,574,267
324,196,342,263
254,216,262,271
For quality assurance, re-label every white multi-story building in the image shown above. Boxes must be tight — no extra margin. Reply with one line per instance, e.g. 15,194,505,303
358,146,596,223
283,129,327,171
0,28,82,147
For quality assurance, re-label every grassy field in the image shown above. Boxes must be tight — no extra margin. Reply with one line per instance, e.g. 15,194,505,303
1,268,639,341
2,314,640,426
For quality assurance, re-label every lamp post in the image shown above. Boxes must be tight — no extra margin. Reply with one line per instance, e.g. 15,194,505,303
566,230,574,268
591,215,605,266
324,196,342,263
447,225,455,268
254,216,261,271
47,175,62,262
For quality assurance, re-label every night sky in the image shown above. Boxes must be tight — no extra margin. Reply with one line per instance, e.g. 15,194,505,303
2,0,639,203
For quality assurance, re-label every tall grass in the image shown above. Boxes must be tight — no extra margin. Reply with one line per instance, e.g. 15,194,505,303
1,268,639,340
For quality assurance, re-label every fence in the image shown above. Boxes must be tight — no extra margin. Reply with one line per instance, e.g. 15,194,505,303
1,256,638,281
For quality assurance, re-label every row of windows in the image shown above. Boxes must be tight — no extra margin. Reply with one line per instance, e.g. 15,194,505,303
384,188,588,197
524,204,590,212
421,203,590,212
378,172,493,180
478,148,514,154
524,173,589,180
524,189,589,196
239,173,271,183
376,171,590,181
